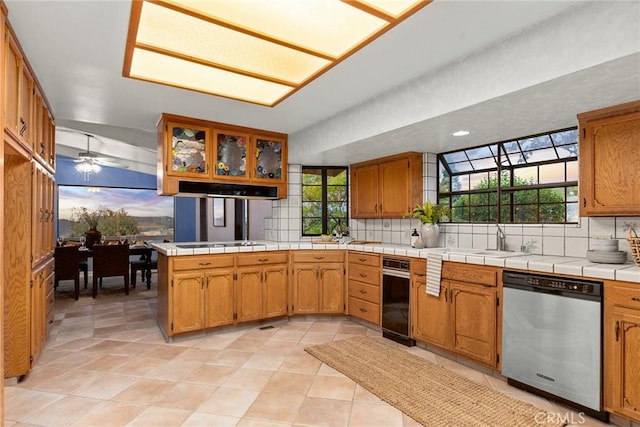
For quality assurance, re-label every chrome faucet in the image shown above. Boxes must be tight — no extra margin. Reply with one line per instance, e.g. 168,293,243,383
496,224,506,251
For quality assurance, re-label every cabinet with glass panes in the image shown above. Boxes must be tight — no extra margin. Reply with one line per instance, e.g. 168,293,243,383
157,113,288,197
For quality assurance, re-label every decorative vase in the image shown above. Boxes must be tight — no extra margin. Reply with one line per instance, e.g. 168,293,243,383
84,228,102,249
421,223,440,248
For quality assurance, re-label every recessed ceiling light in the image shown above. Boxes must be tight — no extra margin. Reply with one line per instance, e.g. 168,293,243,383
452,130,471,137
123,0,431,107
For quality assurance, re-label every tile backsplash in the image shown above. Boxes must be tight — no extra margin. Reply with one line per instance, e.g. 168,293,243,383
263,159,640,261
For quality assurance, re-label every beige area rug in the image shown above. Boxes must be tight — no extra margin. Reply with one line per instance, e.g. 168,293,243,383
305,336,564,427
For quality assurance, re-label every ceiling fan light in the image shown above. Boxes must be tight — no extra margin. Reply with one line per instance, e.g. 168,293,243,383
75,161,102,174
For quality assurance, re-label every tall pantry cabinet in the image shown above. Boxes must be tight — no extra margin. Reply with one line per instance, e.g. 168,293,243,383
2,4,57,381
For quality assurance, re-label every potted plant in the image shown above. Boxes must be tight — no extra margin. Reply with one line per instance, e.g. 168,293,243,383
72,206,107,248
411,201,449,247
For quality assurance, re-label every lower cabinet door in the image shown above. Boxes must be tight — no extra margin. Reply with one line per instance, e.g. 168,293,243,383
236,267,263,323
204,268,234,328
413,282,450,349
450,282,496,367
293,264,319,314
172,272,204,334
263,265,288,318
320,264,344,313
611,308,640,421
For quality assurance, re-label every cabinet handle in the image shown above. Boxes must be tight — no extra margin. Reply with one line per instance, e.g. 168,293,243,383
583,198,586,208
359,289,367,294
450,288,453,304
632,297,640,302
314,256,324,260
379,204,382,212
359,308,367,313
445,290,448,302
359,273,367,278
198,262,212,266
258,258,269,262
374,204,377,213
615,320,620,342
359,258,367,262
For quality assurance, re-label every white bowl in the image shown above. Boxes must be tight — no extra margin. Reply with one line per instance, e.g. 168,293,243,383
592,239,619,252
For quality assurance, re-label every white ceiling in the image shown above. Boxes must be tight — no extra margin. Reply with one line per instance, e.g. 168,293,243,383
5,1,640,174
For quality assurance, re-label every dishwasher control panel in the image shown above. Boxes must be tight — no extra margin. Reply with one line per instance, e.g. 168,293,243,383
503,271,602,298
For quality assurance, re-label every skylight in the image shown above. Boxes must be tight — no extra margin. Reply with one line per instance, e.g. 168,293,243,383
123,0,430,106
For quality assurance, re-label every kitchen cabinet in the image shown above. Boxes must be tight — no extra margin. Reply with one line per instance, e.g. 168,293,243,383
31,163,55,267
236,252,288,322
578,100,640,216
165,121,211,179
291,251,345,315
166,254,235,335
350,152,422,218
347,252,381,325
157,113,288,198
604,280,640,422
412,262,499,368
30,259,53,367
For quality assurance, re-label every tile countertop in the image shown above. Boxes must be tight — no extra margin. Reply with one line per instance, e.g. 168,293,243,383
150,241,640,284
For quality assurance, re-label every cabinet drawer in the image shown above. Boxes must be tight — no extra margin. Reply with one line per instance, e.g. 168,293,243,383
237,252,288,266
173,255,234,271
348,264,380,286
348,296,379,324
442,262,497,287
348,281,380,304
348,252,380,267
293,250,344,263
607,281,640,310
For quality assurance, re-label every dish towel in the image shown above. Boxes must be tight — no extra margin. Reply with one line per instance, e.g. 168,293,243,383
426,252,442,296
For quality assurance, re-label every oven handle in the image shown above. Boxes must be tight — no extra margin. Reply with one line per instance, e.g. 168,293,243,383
383,270,411,279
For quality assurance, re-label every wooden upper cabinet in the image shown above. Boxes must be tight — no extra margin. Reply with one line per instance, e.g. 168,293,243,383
252,135,287,184
578,100,640,216
157,113,288,198
166,122,211,179
5,30,21,141
213,130,251,181
19,62,34,146
351,164,379,217
350,152,423,218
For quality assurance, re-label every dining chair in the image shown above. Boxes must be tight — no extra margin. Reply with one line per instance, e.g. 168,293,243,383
91,243,130,298
54,246,88,300
130,250,157,290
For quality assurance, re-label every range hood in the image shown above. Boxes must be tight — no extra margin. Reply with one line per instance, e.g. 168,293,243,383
176,181,279,199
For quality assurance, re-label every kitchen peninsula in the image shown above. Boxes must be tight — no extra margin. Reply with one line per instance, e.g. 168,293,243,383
153,240,640,338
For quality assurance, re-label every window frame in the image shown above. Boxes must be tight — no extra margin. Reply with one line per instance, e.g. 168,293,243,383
301,166,349,236
438,127,579,224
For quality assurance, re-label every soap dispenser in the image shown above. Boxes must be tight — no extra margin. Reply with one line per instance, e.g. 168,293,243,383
410,229,420,247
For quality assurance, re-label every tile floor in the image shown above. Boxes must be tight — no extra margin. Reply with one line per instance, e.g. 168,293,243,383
4,277,615,426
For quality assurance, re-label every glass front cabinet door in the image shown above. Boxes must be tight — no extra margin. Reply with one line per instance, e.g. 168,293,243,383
253,135,286,183
214,130,251,181
166,123,211,178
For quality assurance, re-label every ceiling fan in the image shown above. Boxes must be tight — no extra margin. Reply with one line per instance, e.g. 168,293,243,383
69,133,128,180
73,133,128,169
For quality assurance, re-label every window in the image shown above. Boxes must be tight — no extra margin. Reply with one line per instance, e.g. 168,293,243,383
302,167,348,236
58,186,175,241
438,128,579,224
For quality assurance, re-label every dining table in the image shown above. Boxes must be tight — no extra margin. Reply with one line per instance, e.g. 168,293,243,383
77,243,156,284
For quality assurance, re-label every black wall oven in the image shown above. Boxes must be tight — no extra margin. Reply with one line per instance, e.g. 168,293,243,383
381,257,415,346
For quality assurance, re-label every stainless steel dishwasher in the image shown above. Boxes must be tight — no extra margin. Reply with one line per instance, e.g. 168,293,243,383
502,270,607,421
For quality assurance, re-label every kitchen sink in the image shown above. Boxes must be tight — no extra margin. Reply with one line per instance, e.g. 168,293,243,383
445,248,528,258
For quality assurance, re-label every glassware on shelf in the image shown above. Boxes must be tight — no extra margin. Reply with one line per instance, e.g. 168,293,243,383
119,235,126,245
79,236,86,248
57,236,64,246
100,235,106,245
